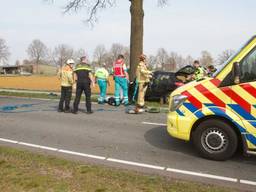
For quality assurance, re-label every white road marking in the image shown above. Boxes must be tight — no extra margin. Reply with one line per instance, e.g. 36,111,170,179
107,158,165,170
240,180,256,186
38,146,59,151
0,138,18,144
58,149,105,160
142,122,167,126
18,142,58,151
19,142,46,149
0,137,254,186
166,168,237,182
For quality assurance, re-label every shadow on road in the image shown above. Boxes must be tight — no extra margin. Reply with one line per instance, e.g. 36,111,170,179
144,126,256,165
144,126,196,157
230,152,256,165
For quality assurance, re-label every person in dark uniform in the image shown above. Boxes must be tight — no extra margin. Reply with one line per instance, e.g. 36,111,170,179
72,56,95,114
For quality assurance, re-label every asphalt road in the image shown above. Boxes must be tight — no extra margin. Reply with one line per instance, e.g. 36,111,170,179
1,96,256,191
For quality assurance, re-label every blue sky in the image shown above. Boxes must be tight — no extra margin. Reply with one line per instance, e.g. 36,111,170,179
0,0,256,64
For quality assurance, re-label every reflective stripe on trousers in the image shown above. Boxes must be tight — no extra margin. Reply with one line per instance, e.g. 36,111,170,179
97,79,107,102
114,76,128,105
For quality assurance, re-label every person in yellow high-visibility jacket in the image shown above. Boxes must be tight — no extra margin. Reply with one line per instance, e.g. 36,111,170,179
57,59,74,112
193,60,206,80
135,54,152,112
95,63,109,104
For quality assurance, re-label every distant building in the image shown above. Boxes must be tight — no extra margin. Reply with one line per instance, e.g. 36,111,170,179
0,65,33,75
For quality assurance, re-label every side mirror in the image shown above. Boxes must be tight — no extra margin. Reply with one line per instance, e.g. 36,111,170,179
233,62,240,84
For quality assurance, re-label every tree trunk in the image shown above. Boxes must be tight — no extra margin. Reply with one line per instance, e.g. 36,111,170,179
129,0,144,81
36,56,40,74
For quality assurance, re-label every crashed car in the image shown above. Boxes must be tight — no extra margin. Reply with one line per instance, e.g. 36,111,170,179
129,65,195,103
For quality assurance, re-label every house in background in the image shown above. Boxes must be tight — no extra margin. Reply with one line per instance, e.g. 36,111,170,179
0,64,57,75
0,65,33,75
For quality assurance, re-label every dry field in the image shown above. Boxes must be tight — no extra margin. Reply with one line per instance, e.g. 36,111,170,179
0,75,115,94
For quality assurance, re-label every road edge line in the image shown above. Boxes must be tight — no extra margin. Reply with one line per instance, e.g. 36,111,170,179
0,137,253,186
142,122,167,126
107,158,165,170
166,168,237,182
240,179,256,186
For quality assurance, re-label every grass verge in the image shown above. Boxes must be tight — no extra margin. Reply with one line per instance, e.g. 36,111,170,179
0,91,98,103
0,146,235,192
0,91,168,109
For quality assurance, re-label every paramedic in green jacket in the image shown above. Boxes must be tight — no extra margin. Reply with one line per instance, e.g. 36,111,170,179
95,63,109,104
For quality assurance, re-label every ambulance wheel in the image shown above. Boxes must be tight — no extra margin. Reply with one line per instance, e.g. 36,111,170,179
192,119,238,161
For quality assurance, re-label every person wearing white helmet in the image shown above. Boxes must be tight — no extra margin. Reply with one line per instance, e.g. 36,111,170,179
58,59,75,112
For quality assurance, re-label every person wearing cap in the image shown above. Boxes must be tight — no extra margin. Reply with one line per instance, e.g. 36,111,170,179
57,59,75,112
95,63,110,104
113,54,129,106
73,56,95,114
135,54,152,112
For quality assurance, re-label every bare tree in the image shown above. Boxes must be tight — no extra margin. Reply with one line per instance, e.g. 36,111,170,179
27,39,48,73
63,0,115,24
155,48,169,69
166,52,178,71
93,44,107,66
184,55,194,66
0,38,10,65
110,43,126,61
93,43,130,70
147,55,157,70
158,0,168,6
165,52,187,71
73,48,87,63
101,52,114,69
49,0,168,80
200,50,213,67
217,49,235,65
51,44,74,68
123,46,130,68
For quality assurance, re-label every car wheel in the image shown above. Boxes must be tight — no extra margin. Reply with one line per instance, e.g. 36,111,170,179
192,119,238,161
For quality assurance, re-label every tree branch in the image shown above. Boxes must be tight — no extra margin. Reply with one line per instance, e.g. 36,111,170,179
157,0,168,7
59,0,116,25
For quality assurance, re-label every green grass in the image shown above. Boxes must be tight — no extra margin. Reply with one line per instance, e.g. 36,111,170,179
0,146,236,192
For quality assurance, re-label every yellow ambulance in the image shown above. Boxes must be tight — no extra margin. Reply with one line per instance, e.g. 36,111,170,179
167,35,256,160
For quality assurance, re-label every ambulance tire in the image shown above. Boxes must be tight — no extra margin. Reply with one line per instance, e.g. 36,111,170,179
193,119,238,161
